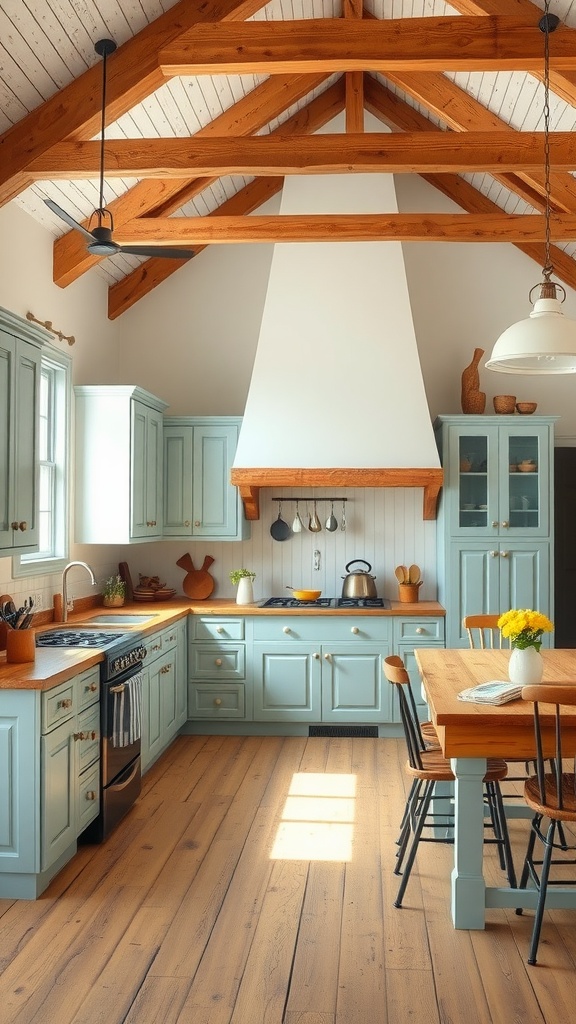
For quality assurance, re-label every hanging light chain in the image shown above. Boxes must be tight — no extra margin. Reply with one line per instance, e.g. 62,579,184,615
539,2,560,288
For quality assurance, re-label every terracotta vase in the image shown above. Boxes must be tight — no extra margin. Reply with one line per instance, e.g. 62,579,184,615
461,348,486,414
508,646,544,687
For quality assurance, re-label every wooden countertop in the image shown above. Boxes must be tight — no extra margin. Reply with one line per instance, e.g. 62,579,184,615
0,597,444,691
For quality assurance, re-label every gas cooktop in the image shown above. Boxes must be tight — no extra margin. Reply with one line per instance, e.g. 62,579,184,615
260,597,391,609
36,629,127,648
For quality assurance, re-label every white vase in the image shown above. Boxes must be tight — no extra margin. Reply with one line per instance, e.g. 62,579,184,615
508,646,544,687
236,577,254,605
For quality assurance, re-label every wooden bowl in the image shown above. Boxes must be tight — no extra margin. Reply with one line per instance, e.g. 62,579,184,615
516,402,537,415
493,395,516,414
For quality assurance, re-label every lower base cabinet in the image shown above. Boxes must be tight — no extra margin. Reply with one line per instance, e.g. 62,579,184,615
392,617,445,721
141,618,187,772
0,664,101,899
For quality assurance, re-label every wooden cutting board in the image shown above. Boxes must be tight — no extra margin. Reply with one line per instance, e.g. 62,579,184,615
176,554,215,599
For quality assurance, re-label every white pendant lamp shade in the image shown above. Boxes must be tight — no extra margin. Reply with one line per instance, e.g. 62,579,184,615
486,4,576,375
486,287,576,375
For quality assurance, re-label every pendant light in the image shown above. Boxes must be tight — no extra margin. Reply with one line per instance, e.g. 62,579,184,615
485,3,576,375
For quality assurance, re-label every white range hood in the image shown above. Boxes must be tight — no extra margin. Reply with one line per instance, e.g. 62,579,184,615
231,116,442,520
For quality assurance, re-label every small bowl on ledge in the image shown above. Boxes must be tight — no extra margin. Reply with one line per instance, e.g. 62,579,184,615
516,402,538,415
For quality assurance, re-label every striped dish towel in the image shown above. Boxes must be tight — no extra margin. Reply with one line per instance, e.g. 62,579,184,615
112,673,143,747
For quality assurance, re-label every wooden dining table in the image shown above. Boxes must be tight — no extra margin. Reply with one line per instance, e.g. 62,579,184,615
414,647,576,929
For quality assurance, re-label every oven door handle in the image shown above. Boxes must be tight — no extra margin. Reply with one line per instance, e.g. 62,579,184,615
110,683,125,693
109,759,140,792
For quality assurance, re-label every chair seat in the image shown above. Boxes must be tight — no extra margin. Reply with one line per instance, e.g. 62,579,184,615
524,773,576,821
406,749,508,783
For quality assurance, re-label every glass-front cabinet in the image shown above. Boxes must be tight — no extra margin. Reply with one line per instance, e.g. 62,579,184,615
435,415,557,648
443,421,552,539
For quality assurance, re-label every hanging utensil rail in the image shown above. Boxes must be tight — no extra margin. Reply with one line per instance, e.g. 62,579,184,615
271,497,348,503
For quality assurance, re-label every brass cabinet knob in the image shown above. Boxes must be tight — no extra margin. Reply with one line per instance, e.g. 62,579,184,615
215,658,222,667
194,520,201,527
416,627,424,635
216,627,224,634
283,626,291,634
501,520,509,529
74,731,87,741
324,652,331,661
313,652,320,659
88,683,98,692
10,521,18,530
91,731,97,740
19,521,27,531
351,626,359,635
491,521,498,528
58,698,73,709
184,520,191,527
86,791,97,801
501,550,509,558
490,550,498,557
214,697,222,706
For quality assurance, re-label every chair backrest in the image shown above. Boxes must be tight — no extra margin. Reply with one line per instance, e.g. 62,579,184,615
521,683,576,810
383,655,424,770
463,614,507,650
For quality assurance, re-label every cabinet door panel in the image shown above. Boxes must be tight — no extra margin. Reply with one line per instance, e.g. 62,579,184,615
41,725,75,869
131,402,148,538
163,427,193,535
321,645,392,722
141,665,162,771
161,659,178,741
145,408,163,535
13,343,40,550
447,544,500,647
253,644,320,721
0,335,13,545
500,544,550,630
192,425,238,537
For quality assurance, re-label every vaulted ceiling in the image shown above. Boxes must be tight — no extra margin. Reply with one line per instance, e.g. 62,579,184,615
3,0,576,319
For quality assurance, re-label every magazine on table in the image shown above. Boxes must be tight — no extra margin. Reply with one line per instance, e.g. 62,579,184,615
457,680,522,705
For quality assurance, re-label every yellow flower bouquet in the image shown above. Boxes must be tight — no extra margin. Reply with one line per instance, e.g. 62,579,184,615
497,608,553,651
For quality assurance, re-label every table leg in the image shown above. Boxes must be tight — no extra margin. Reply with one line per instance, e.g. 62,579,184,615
450,756,487,929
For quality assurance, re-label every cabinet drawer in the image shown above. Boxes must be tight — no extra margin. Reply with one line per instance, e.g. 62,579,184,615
394,618,445,643
252,616,392,643
189,644,245,680
191,617,245,641
42,679,76,733
143,632,165,662
189,683,245,718
77,762,100,833
77,666,100,710
76,704,100,773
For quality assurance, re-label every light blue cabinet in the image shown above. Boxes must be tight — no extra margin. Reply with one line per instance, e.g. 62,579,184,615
392,616,445,722
252,616,393,724
163,417,249,541
0,307,46,553
435,415,556,647
141,619,187,771
74,386,168,543
0,664,100,899
188,615,248,719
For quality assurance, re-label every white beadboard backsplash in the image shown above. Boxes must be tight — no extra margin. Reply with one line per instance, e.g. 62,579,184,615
0,488,437,610
130,487,438,603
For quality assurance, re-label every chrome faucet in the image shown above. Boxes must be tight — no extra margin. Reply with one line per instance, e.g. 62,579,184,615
62,560,97,622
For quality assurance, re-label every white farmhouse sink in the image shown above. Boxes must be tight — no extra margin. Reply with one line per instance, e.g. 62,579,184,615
86,614,156,625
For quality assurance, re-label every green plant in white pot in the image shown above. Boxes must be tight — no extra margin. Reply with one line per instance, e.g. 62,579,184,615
230,568,256,605
102,574,126,608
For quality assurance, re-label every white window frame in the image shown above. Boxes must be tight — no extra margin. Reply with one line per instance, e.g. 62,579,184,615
12,344,71,578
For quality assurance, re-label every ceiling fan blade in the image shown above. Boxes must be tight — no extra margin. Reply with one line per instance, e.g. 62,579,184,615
44,198,96,242
118,245,195,260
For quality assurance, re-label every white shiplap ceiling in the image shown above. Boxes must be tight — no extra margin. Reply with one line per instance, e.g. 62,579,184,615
3,0,576,312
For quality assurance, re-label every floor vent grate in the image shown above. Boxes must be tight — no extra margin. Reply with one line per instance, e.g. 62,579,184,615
308,725,379,738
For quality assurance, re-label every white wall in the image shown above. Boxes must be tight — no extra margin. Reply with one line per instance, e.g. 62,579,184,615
2,172,575,609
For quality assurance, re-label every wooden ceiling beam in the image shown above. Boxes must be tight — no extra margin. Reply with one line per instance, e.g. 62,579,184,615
0,0,266,207
52,72,333,287
107,82,346,319
160,17,576,76
344,0,364,132
110,212,576,244
33,132,576,178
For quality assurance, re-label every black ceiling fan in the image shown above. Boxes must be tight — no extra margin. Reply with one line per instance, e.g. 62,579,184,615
45,38,194,261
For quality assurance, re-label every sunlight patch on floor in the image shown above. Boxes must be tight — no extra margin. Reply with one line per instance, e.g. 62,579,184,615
270,772,357,861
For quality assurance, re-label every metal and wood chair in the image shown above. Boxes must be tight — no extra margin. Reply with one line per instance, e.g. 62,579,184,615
515,683,576,965
384,655,517,908
463,613,507,650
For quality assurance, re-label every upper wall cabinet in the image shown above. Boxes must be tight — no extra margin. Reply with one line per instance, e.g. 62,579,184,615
0,308,47,554
163,418,250,542
74,386,168,544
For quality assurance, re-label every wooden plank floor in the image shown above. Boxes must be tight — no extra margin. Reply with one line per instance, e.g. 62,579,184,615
1,735,576,1023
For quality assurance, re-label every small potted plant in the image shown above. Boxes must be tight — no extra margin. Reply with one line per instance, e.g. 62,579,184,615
230,568,256,605
102,574,126,608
